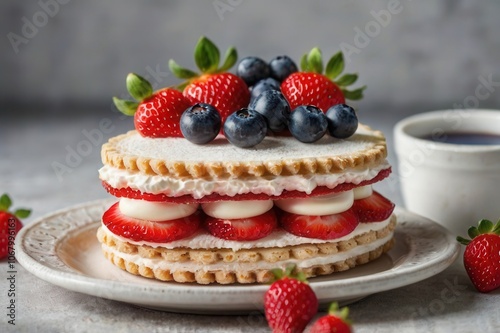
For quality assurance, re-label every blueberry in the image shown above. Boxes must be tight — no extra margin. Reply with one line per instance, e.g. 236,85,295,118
180,103,221,144
250,77,281,101
237,57,270,87
269,55,298,82
288,105,328,143
223,108,267,148
325,104,358,139
249,90,290,133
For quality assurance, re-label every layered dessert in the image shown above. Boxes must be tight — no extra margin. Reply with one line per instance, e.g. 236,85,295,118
97,37,396,284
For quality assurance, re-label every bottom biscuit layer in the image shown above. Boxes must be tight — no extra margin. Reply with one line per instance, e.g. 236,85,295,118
98,216,396,284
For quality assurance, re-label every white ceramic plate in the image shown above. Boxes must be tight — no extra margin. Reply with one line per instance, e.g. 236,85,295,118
15,199,460,314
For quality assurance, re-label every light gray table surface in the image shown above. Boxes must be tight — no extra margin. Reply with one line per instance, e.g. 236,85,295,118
1,111,499,333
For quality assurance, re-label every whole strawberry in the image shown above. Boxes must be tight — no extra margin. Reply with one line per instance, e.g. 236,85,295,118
457,219,500,293
169,36,250,124
281,48,365,112
0,194,31,259
309,302,352,333
113,74,191,137
264,265,318,333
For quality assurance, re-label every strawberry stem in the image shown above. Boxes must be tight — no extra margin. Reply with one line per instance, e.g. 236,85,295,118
457,218,500,245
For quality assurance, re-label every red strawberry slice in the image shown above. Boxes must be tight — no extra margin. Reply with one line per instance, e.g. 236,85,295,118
204,209,277,241
280,208,359,240
102,202,201,243
351,191,395,222
101,168,391,204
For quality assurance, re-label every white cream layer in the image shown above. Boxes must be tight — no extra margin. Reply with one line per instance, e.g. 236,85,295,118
98,162,390,199
100,215,391,251
101,232,393,272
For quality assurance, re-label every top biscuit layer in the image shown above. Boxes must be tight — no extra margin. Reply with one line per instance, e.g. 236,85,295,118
101,124,387,179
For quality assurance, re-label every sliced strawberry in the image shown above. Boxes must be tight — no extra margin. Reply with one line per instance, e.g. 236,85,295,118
204,209,277,241
102,202,200,243
101,167,391,204
280,208,359,240
351,191,395,222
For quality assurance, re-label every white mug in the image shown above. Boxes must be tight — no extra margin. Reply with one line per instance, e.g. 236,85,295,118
393,109,500,235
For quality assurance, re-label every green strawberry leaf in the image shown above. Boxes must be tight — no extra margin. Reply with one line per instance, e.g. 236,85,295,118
336,73,358,87
492,220,500,234
126,73,153,101
168,59,198,79
219,46,238,72
468,226,480,239
300,53,309,72
342,86,366,100
325,51,344,80
456,236,471,245
478,219,494,234
112,97,139,116
14,209,31,219
307,47,323,74
0,194,12,211
194,36,220,74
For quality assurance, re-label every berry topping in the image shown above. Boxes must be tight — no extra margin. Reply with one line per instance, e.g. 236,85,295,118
351,191,395,222
281,47,365,112
280,208,359,240
113,74,191,138
169,36,250,124
288,105,328,143
223,108,268,148
249,90,291,133
237,56,270,87
457,219,500,293
326,104,359,139
102,202,201,243
309,302,353,333
204,209,277,241
0,194,30,260
180,103,221,144
250,77,281,101
269,55,298,82
264,264,318,333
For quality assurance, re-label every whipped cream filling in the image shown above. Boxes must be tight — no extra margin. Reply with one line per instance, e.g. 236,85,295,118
100,215,391,251
201,200,274,219
101,232,394,272
99,161,390,199
353,185,373,199
119,198,199,221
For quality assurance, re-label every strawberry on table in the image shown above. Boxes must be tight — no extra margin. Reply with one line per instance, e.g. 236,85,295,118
113,74,191,138
264,264,318,333
309,302,352,333
457,219,500,293
281,47,365,112
0,194,31,260
351,191,395,223
169,36,250,124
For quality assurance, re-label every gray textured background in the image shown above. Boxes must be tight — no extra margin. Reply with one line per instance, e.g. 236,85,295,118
2,0,500,117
